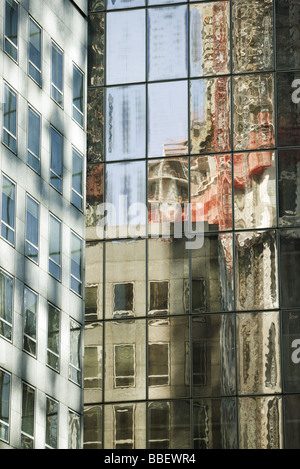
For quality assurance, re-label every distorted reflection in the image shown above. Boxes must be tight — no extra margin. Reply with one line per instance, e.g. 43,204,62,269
278,150,300,226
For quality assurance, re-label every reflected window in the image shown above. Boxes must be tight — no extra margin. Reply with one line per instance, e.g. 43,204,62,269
114,405,134,450
149,281,169,316
193,341,207,386
49,214,61,281
280,229,300,310
70,232,83,297
45,397,58,449
23,287,37,357
148,343,169,386
0,369,10,444
87,87,104,163
191,279,206,313
0,269,13,342
69,410,81,449
114,344,135,388
194,403,209,449
47,303,60,372
72,148,84,211
21,383,35,449
27,106,41,173
73,64,84,127
84,346,102,389
70,319,82,385
113,283,134,317
148,402,170,449
88,13,105,87
1,175,15,246
50,127,63,193
277,72,300,148
51,41,63,107
276,0,300,70
85,286,98,322
25,195,39,264
29,18,42,85
5,0,18,62
278,150,300,227
84,405,102,450
3,83,17,153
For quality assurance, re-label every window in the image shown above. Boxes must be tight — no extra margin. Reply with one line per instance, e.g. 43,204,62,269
114,405,134,449
193,341,207,386
70,319,82,385
114,344,135,388
69,410,81,449
23,287,37,357
148,343,169,386
0,270,13,342
4,0,18,62
49,214,61,281
50,127,63,193
3,83,17,153
47,303,60,372
29,18,41,86
25,195,39,263
193,403,209,450
71,232,83,296
45,397,58,449
84,346,102,390
1,174,15,245
148,402,170,449
73,64,84,127
21,383,35,449
149,281,169,316
113,283,134,318
72,148,83,211
0,369,10,443
51,41,63,107
27,107,41,173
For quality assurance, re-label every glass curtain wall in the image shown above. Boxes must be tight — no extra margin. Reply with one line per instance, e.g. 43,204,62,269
85,0,300,449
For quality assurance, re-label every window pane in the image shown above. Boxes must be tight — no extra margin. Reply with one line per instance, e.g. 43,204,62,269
84,405,102,450
73,66,84,126
71,233,83,296
51,42,63,106
282,311,300,394
69,411,80,449
276,0,300,70
49,215,61,280
106,85,146,161
148,81,188,158
278,149,300,227
29,18,41,85
280,229,300,309
3,84,17,153
284,395,300,449
25,196,39,263
27,107,40,173
70,320,82,385
50,127,63,192
114,344,135,388
107,0,144,9
277,72,300,147
148,6,188,81
87,88,104,163
0,369,10,443
5,0,18,61
21,384,35,449
148,343,169,386
0,270,13,341
88,13,105,87
72,149,83,210
47,304,60,371
24,288,37,357
106,10,145,85
1,175,15,245
46,398,58,449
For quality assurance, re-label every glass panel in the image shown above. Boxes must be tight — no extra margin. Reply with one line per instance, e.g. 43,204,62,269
282,311,300,393
193,398,237,449
233,74,274,151
148,6,188,81
47,304,60,371
0,270,13,342
72,148,83,211
106,85,146,161
284,395,300,449
148,401,190,449
105,161,146,239
0,369,10,443
46,398,58,449
3,84,17,153
191,233,234,313
190,2,230,77
50,127,63,192
73,65,84,126
21,384,35,446
86,164,104,240
71,233,83,296
278,150,300,227
276,0,300,70
88,13,104,87
236,311,281,395
87,88,104,163
70,320,82,385
280,229,300,309
190,77,231,155
238,396,283,449
24,288,37,357
234,151,276,229
106,0,145,9
85,242,103,321
27,107,40,173
85,322,103,403
49,215,61,280
51,42,63,106
29,18,41,85
235,230,278,311
148,316,189,399
232,0,274,73
1,175,15,245
148,81,188,158
114,405,134,448
192,314,236,397
89,0,105,11
69,411,80,449
25,195,39,263
84,405,102,450
106,10,145,85
104,319,146,402
191,154,232,232
5,0,18,61
277,72,300,148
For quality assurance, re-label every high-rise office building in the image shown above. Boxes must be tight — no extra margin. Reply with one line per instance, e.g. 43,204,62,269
0,0,87,449
84,0,300,450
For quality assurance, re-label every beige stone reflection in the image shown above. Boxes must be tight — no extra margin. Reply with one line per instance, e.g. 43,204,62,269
237,311,281,395
239,396,283,449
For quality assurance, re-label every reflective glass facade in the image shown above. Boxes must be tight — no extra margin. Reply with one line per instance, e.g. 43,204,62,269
85,0,300,449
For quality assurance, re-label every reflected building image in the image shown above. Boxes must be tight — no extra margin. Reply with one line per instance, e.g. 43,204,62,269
85,0,300,449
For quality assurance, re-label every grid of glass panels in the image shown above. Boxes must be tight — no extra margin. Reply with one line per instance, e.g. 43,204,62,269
85,0,300,449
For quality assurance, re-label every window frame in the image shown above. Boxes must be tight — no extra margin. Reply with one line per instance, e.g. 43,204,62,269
25,193,40,264
70,231,83,297
21,382,36,449
47,302,61,373
148,401,170,449
23,286,38,358
28,16,42,86
68,409,81,450
113,282,135,318
45,395,59,449
114,343,136,389
69,318,82,386
51,40,64,108
148,342,170,387
71,146,84,212
72,63,84,128
2,82,17,154
0,268,14,343
148,280,169,317
0,368,11,444
1,173,16,247
27,105,41,174
48,213,62,281
114,404,135,450
50,126,63,194
4,0,19,63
